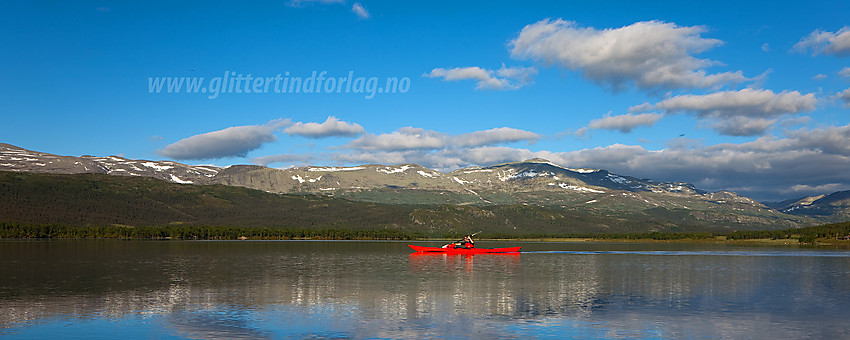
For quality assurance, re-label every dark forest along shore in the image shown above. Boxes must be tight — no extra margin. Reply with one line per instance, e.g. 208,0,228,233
1,240,848,339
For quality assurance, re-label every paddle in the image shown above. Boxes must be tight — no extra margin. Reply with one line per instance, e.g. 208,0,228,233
443,231,482,248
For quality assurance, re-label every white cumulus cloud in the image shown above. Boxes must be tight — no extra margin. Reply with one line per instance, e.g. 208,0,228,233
344,126,540,152
839,67,850,79
710,117,778,137
454,127,540,147
646,88,817,118
284,116,365,138
834,88,850,107
794,27,850,56
587,113,664,133
158,119,291,160
423,65,537,90
351,2,369,19
632,88,817,136
509,19,748,92
345,127,448,151
288,0,369,20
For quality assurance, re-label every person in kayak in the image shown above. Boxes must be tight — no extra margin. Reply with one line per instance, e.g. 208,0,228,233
440,234,476,249
457,235,475,249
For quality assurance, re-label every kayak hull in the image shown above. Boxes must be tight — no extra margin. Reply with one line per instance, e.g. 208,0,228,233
408,244,521,254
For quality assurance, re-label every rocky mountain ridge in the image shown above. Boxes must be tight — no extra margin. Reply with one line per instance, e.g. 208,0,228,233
210,157,769,212
0,143,836,228
0,143,219,184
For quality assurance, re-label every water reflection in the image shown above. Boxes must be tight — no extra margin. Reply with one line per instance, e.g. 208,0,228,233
408,253,521,273
1,240,849,338
168,310,271,339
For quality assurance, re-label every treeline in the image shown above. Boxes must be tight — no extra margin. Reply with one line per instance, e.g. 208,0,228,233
0,223,718,240
464,223,850,243
727,221,850,243
0,222,426,240
484,231,717,241
2,222,849,243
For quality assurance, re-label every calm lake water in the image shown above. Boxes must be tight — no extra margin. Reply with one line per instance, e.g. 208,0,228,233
1,240,849,339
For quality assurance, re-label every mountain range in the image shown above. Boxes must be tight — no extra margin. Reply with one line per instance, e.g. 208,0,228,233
764,191,850,221
2,143,847,231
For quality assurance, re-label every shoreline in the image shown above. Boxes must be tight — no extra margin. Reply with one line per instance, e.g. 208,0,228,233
5,236,850,247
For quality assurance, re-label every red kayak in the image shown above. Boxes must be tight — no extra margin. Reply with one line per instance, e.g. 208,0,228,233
408,244,521,254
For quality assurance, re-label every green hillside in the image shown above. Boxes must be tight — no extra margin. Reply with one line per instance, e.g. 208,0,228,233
0,171,411,229
0,171,822,238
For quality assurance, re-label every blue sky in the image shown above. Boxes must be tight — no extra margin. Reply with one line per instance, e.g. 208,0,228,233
2,0,849,200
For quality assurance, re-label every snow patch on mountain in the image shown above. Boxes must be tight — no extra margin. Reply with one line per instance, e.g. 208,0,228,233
607,174,630,184
192,166,220,175
453,177,471,185
462,169,494,174
142,162,174,171
377,165,411,174
291,175,322,183
417,170,438,178
557,183,605,193
516,170,555,179
568,168,598,174
170,174,193,184
497,169,557,181
497,170,515,182
308,167,364,172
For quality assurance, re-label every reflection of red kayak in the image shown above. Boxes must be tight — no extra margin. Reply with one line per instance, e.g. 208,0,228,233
408,245,521,253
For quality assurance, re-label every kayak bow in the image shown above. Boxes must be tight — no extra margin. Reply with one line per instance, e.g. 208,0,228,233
408,244,521,254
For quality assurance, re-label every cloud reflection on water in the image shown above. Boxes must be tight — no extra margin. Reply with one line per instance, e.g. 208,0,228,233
1,241,848,338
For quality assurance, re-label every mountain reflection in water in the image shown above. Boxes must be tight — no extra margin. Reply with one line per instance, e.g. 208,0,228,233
1,240,848,339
